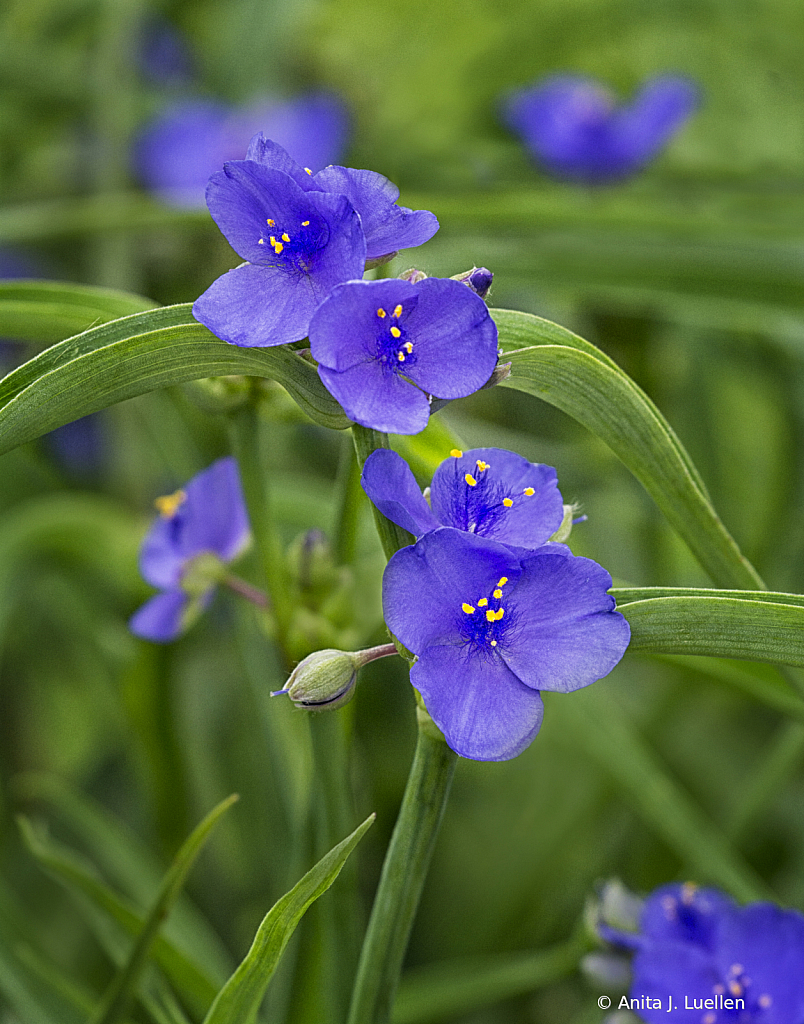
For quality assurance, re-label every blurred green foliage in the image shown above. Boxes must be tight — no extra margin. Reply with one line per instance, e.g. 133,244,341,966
2,0,804,1022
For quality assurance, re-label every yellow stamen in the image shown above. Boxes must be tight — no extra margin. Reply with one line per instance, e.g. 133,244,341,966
267,218,275,226
486,609,495,622
494,608,504,620
490,639,497,646
462,603,475,614
302,220,310,226
465,473,477,487
304,167,313,175
523,487,535,496
397,352,405,362
269,235,276,245
392,304,403,317
273,242,284,254
281,232,290,242
493,589,503,599
377,308,387,318
503,498,513,507
450,449,463,458
404,341,413,353
497,577,508,586
390,326,402,338
476,460,490,471
729,983,743,997
154,489,186,518
477,598,488,607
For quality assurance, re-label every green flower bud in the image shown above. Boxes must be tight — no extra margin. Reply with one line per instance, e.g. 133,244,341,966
549,503,580,544
272,643,398,712
398,267,428,284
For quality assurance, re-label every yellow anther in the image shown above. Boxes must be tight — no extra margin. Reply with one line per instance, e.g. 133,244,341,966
729,982,743,997
494,608,504,620
304,167,313,175
390,326,402,338
523,487,535,496
490,640,497,647
477,598,488,607
267,218,275,226
476,460,490,471
281,232,290,242
681,882,698,905
758,995,773,1009
503,498,513,508
493,589,503,599
497,577,508,586
273,242,284,254
154,489,186,518
462,603,475,614
465,473,477,487
269,235,276,245
397,352,405,362
377,308,387,318
486,609,496,622
450,449,463,458
392,304,403,317
404,341,413,353
302,220,310,226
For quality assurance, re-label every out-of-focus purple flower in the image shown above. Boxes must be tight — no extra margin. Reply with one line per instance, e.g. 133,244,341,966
138,16,194,86
362,447,565,550
130,457,250,642
383,528,629,760
600,882,804,1023
134,93,349,207
501,74,700,183
309,278,498,435
45,415,106,478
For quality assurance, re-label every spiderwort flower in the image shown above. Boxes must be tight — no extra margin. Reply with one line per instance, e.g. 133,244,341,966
501,74,700,183
130,457,250,642
362,447,566,551
309,278,498,435
599,882,804,1023
134,93,349,207
383,528,630,760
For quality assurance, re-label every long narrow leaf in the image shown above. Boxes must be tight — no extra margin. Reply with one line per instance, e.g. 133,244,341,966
203,813,374,1024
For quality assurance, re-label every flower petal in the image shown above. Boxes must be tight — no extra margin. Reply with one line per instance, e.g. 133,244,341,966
361,449,440,537
176,457,250,562
630,942,722,1023
243,134,319,189
500,550,630,692
312,166,438,259
430,447,563,548
640,884,735,950
383,529,521,653
129,589,190,642
318,362,431,434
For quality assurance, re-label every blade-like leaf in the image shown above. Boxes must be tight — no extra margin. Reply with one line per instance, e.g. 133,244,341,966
88,794,238,1024
0,303,348,453
203,813,375,1024
0,280,157,342
494,308,763,590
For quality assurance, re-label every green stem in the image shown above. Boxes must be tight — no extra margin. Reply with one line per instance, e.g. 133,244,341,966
351,426,413,559
228,398,293,660
334,433,364,565
347,723,458,1024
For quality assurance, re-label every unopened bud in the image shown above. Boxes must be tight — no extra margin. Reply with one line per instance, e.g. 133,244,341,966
549,503,579,544
451,266,493,299
398,267,428,284
272,643,398,711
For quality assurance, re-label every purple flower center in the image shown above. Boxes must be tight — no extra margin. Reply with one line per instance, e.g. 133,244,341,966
444,455,540,535
457,575,514,655
256,211,329,275
694,963,773,1023
373,302,417,375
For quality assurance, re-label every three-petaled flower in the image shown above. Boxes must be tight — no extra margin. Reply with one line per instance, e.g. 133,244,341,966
383,528,630,760
599,882,804,1023
192,136,439,349
309,278,499,435
361,447,566,551
130,457,250,642
501,74,700,183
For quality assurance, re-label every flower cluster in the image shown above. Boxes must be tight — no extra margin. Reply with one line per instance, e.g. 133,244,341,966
599,881,804,1023
366,448,630,760
502,74,700,183
130,458,250,642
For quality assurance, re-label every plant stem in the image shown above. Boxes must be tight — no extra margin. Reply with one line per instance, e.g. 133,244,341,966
346,722,458,1024
334,433,363,565
223,572,269,608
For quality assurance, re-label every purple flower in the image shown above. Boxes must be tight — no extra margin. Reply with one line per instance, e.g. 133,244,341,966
134,93,349,208
130,457,250,642
383,528,630,760
600,883,804,1023
361,447,565,551
501,74,700,183
309,278,498,435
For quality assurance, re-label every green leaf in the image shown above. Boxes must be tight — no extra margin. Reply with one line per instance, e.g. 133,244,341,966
494,308,764,590
87,794,238,1024
614,588,804,668
17,818,221,1018
0,303,348,455
0,280,157,343
203,813,374,1024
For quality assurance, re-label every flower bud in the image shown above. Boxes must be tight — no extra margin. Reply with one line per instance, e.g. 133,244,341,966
398,267,428,284
451,266,493,300
274,649,360,710
549,503,579,543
